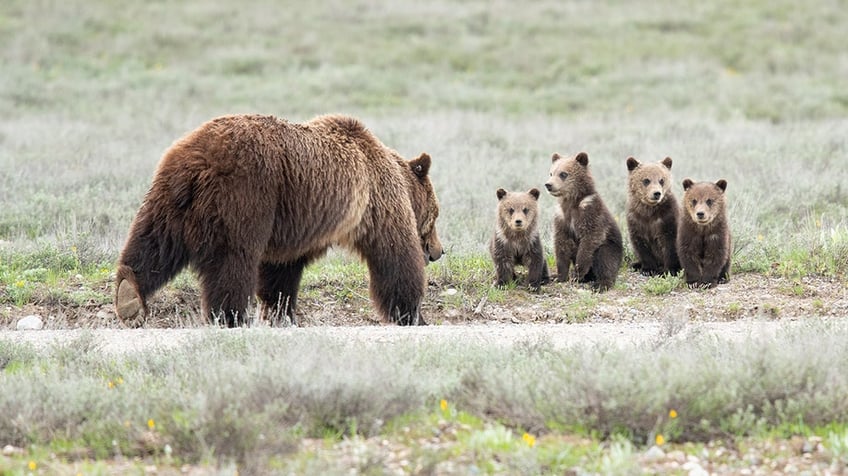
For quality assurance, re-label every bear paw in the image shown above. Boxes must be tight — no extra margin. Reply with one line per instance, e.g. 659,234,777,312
116,279,144,327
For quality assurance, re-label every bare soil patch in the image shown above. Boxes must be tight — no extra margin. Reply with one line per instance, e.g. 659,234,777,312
2,272,844,330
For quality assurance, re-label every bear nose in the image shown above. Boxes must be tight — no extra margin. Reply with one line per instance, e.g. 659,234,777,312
652,191,662,200
544,183,552,191
696,211,705,219
514,219,523,226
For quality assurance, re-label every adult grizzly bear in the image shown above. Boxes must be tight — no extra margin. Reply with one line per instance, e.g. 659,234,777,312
115,114,443,328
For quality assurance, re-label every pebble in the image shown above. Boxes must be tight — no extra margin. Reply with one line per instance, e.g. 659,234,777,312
644,445,666,461
2,445,23,456
16,314,43,330
683,461,709,476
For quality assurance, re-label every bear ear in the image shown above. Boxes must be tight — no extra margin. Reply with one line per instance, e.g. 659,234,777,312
528,188,540,200
575,152,589,166
410,153,431,178
626,157,640,172
551,152,561,163
496,188,507,200
716,179,727,192
682,178,694,191
662,157,673,169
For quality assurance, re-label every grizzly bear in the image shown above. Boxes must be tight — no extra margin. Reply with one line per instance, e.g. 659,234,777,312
115,114,443,328
677,178,731,287
489,188,550,290
545,152,623,291
625,157,681,276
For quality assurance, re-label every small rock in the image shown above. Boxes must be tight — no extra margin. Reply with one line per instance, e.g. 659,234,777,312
2,445,24,456
683,461,709,476
644,445,666,461
441,288,458,296
16,314,43,330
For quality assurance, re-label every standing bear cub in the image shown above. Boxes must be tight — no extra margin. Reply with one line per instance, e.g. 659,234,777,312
625,157,681,276
116,114,442,328
489,188,550,291
545,152,623,291
677,178,731,287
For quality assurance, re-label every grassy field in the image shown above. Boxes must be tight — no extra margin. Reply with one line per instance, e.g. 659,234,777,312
1,0,848,473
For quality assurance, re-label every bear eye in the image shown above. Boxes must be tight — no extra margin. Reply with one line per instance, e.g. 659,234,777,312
508,208,515,215
691,199,697,206
706,199,714,207
559,172,568,180
522,208,529,214
642,178,650,186
659,179,664,186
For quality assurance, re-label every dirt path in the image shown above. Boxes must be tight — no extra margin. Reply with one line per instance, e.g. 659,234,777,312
1,273,846,353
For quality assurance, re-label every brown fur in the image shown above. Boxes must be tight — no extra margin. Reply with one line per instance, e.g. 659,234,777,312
677,178,731,287
625,157,681,276
545,152,623,291
489,188,550,290
116,114,442,327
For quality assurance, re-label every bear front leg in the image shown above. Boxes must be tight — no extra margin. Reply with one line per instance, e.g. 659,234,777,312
526,236,548,291
630,236,659,275
553,225,576,282
490,238,516,287
574,236,602,283
362,236,427,326
258,258,308,326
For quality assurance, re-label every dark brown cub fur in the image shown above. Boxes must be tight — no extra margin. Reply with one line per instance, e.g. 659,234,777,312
545,152,623,291
677,178,731,287
489,188,550,290
625,157,681,276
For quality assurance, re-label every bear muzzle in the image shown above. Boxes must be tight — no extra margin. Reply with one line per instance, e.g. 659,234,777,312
425,241,443,263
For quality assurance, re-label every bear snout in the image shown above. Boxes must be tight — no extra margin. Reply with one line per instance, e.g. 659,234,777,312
652,191,662,200
425,242,443,262
544,182,553,191
514,219,524,227
696,211,706,220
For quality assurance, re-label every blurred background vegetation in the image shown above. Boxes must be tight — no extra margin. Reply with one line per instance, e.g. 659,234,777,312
0,0,846,274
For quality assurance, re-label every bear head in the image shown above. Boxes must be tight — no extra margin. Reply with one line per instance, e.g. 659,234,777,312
545,152,594,201
627,157,673,206
406,153,443,262
682,178,728,226
496,188,541,233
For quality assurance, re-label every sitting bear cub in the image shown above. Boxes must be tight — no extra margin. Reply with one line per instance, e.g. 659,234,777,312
489,188,550,290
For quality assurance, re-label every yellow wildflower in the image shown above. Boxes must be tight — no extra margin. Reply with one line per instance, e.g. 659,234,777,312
655,434,665,446
28,461,37,470
147,419,155,430
669,409,678,419
440,399,448,411
522,432,536,447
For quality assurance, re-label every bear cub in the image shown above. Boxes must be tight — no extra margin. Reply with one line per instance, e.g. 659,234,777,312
625,157,681,276
490,188,550,290
545,152,623,291
677,178,731,287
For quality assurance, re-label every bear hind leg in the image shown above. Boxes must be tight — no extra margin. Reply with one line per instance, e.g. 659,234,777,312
197,252,259,328
591,241,623,292
257,258,309,326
